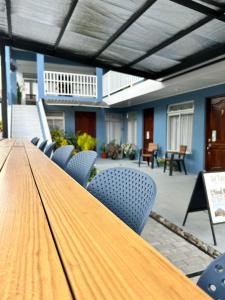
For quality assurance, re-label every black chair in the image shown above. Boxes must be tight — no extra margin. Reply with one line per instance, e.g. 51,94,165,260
38,140,48,152
44,142,56,158
139,143,159,169
164,145,187,176
31,137,39,146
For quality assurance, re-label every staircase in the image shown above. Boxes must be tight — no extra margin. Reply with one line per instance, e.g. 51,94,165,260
11,105,44,140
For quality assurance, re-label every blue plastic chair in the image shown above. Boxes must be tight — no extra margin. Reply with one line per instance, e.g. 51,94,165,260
87,167,156,234
31,137,39,146
65,150,97,188
44,142,56,158
51,145,74,170
197,253,225,299
38,140,48,152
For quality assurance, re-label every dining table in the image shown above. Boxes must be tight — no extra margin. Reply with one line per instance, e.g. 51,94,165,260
0,138,210,299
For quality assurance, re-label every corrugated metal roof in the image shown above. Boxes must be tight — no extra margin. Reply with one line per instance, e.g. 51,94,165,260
1,0,225,79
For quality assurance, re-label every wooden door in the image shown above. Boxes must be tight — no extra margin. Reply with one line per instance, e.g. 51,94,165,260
75,111,96,137
205,97,225,171
143,108,154,150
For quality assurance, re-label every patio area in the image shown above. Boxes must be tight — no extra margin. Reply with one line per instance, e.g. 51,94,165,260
96,158,225,255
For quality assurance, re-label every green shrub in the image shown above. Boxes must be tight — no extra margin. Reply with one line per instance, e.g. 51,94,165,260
0,120,2,132
89,166,97,182
77,133,96,151
51,128,68,148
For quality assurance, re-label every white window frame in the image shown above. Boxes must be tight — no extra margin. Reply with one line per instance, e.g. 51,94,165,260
46,112,65,132
167,101,194,154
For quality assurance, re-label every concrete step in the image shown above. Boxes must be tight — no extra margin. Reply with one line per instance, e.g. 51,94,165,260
11,104,44,140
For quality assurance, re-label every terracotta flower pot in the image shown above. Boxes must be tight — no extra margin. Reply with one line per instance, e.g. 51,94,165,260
101,152,108,159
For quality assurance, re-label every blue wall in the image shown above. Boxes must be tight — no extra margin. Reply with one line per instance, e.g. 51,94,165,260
124,83,225,173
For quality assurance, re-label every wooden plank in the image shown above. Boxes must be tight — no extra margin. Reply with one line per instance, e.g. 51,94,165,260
25,145,210,300
0,147,72,300
0,139,15,147
0,146,11,170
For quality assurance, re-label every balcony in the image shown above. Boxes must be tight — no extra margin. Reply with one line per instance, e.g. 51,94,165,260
44,71,97,98
103,71,143,97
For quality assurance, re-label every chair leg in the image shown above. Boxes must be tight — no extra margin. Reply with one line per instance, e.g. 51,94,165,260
139,156,141,167
177,161,181,172
151,155,154,169
164,160,167,172
147,157,150,167
182,160,187,175
169,159,173,176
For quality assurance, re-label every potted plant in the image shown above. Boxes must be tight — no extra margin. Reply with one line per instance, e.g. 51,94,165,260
101,143,108,159
127,144,137,160
77,133,96,151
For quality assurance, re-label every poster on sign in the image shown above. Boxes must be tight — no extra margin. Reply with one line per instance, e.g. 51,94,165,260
203,172,225,224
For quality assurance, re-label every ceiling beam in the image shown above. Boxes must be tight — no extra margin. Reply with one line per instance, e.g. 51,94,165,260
54,0,79,48
5,0,12,38
93,0,157,59
200,0,225,8
169,0,225,22
154,42,225,80
125,6,225,68
0,32,155,79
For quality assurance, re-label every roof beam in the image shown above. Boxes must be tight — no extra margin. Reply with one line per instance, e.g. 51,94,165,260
5,0,12,38
154,42,225,80
54,0,79,48
200,0,225,8
169,0,225,22
125,6,225,68
93,0,157,59
0,32,154,79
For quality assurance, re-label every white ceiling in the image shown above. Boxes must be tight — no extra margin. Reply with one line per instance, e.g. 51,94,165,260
109,59,225,108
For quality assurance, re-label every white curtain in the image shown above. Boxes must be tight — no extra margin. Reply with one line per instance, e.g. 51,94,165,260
168,115,179,150
180,114,193,152
105,113,122,144
127,112,137,144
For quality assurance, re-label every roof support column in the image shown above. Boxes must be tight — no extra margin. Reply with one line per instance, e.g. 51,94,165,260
1,43,8,138
96,68,103,101
36,53,45,100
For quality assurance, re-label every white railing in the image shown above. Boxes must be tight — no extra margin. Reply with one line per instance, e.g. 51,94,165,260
44,71,97,98
103,71,143,97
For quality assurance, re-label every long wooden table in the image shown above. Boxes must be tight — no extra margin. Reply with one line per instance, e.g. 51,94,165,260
0,139,210,299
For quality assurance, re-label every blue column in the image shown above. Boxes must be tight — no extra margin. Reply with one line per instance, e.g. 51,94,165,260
36,53,45,100
96,67,103,101
10,58,17,104
137,110,143,150
96,108,105,155
5,46,12,105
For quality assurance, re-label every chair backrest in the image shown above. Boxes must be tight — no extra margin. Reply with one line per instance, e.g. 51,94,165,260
44,142,56,158
38,140,48,152
51,145,74,170
87,167,156,234
179,145,187,155
197,253,225,299
31,137,39,146
65,150,97,188
147,143,158,152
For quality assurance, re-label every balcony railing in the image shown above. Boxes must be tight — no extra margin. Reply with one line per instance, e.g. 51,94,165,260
103,71,143,97
44,71,97,98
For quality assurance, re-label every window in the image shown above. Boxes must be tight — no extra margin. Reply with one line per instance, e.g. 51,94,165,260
105,113,122,144
46,112,65,131
167,101,194,153
127,112,137,144
24,79,37,102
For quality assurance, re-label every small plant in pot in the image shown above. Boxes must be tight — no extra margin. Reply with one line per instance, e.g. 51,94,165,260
127,144,137,160
101,143,108,159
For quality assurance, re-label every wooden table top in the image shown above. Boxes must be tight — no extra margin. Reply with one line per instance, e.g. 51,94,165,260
0,139,210,299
